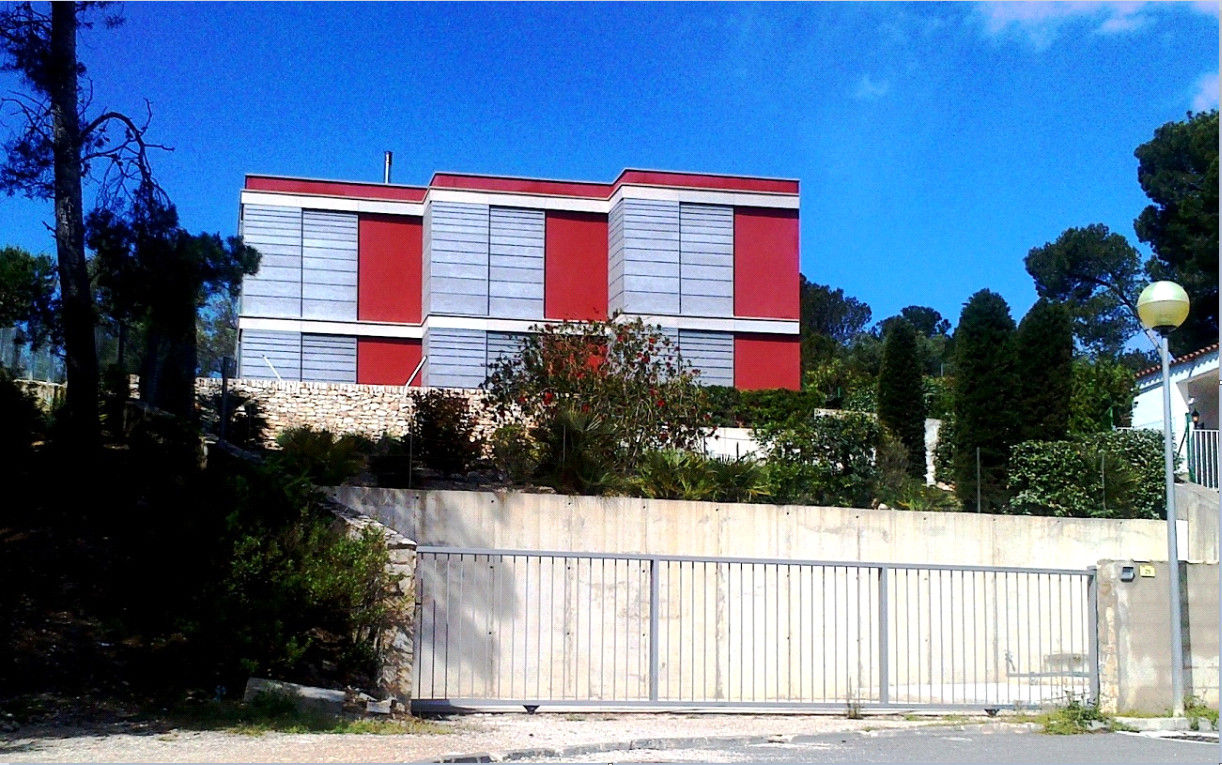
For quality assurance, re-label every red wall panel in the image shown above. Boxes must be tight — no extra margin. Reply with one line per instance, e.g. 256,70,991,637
357,338,423,386
358,214,422,323
735,334,800,391
617,170,799,195
545,211,608,320
733,209,800,320
246,176,426,201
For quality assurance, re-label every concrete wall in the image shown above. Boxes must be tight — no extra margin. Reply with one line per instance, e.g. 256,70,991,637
1095,560,1219,714
330,487,1172,570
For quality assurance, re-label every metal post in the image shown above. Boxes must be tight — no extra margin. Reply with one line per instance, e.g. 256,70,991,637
649,557,660,702
976,447,982,513
878,566,889,705
1087,566,1099,705
1159,334,1185,715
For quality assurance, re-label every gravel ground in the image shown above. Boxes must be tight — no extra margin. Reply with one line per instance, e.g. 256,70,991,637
0,712,953,763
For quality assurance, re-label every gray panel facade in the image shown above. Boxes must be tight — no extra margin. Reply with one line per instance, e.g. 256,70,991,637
239,329,301,380
610,199,681,315
488,207,544,319
301,210,358,320
302,333,357,383
678,329,734,387
424,328,487,389
241,205,302,318
679,203,734,317
486,331,529,368
427,201,490,317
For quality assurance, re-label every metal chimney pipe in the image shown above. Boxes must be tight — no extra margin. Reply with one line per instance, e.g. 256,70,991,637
383,151,393,184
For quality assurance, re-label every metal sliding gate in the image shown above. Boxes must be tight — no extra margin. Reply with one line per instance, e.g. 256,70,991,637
413,546,1098,712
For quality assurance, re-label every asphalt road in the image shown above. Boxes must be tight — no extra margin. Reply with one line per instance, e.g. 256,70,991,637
534,729,1221,764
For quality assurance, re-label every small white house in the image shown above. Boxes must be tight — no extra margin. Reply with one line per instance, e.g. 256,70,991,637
1131,343,1219,488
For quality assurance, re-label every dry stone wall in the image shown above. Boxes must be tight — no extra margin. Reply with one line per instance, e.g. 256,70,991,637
194,377,497,443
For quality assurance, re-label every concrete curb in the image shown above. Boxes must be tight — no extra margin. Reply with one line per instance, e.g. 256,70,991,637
1114,716,1219,733
431,721,1043,762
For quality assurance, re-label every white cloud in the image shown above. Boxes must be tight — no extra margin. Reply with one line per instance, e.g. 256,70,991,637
1192,72,1219,112
854,74,890,101
974,2,1153,49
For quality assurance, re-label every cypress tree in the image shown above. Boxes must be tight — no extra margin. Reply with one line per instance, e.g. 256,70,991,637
1014,299,1074,443
952,290,1019,512
877,318,927,479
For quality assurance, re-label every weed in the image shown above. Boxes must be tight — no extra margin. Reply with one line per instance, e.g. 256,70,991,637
1040,697,1115,735
1184,696,1218,731
164,692,447,735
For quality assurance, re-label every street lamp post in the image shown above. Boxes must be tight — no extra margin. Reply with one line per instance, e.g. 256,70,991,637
1137,280,1191,717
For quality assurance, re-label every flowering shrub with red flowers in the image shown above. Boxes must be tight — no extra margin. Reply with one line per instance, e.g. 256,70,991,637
483,316,712,483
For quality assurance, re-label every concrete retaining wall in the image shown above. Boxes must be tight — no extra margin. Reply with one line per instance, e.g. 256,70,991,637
1095,560,1219,714
330,487,1174,570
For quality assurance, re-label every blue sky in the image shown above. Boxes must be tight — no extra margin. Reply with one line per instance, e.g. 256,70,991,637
1,1,1217,330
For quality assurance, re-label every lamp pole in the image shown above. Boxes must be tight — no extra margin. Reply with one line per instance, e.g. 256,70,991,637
1137,280,1191,717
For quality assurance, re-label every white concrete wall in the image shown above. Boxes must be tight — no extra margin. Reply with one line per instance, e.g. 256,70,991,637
332,487,1174,570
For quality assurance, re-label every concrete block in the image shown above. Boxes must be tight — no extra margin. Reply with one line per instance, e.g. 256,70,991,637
243,677,345,716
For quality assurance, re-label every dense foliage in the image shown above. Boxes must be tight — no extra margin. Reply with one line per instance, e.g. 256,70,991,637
410,389,480,476
1008,429,1164,519
1024,223,1144,358
1135,110,1218,355
1014,300,1073,442
0,246,58,350
877,318,926,478
484,317,711,478
756,412,883,507
1068,357,1136,434
951,290,1019,512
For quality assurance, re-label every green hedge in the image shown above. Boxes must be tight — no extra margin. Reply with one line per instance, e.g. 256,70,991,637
1008,429,1164,519
704,386,828,428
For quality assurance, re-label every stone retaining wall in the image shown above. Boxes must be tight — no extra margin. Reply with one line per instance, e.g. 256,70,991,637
195,377,495,444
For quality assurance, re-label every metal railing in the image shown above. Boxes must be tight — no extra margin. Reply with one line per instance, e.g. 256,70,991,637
413,547,1097,711
1188,428,1219,489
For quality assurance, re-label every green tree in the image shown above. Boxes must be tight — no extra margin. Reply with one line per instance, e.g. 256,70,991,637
484,317,711,480
877,318,926,479
799,276,872,373
86,192,258,417
1068,357,1136,435
951,290,1019,512
1134,110,1219,355
0,245,58,352
1024,224,1145,358
196,292,238,378
1,3,169,441
1013,299,1073,443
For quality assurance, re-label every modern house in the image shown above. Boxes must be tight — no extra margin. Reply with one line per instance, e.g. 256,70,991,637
1131,343,1219,488
235,169,801,390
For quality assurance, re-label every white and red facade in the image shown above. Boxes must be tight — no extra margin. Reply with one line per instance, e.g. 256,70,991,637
236,169,801,390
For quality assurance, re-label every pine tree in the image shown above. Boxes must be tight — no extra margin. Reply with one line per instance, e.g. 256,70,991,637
877,318,926,479
952,290,1019,512
1014,300,1073,443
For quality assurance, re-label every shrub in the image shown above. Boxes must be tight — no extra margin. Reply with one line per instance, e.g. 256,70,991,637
706,455,769,503
0,367,45,474
1007,429,1162,518
484,317,711,476
531,406,617,495
704,386,827,429
630,450,770,503
490,424,537,484
218,493,397,685
410,389,480,476
271,427,366,486
757,412,882,507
